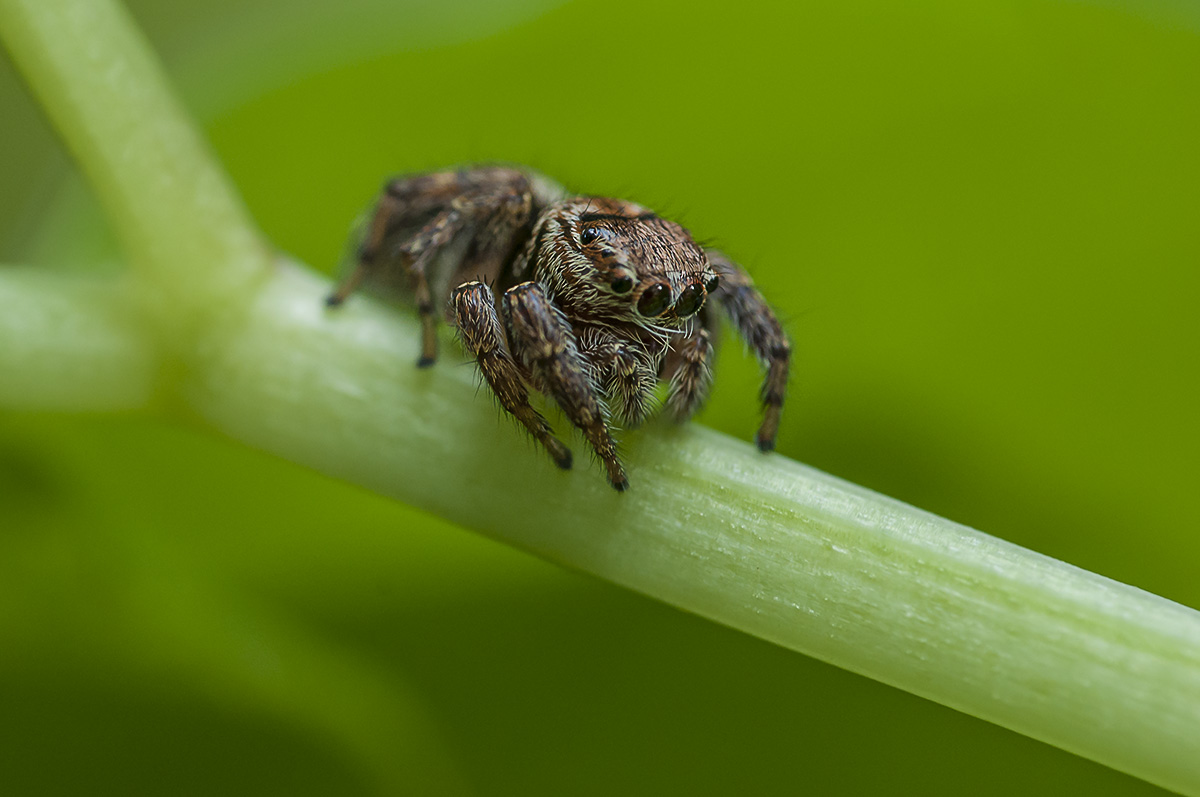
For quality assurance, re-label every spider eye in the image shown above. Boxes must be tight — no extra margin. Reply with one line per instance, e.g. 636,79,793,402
579,227,600,245
611,275,634,294
705,275,720,294
637,282,672,317
675,284,705,318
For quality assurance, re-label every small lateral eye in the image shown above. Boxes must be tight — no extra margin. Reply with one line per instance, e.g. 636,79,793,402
705,275,720,294
579,227,601,245
611,275,634,294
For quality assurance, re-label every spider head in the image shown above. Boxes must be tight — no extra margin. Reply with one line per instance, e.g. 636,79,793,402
548,198,717,325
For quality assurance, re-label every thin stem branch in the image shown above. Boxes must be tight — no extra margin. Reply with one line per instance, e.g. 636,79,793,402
0,0,270,324
0,267,156,410
190,260,1200,796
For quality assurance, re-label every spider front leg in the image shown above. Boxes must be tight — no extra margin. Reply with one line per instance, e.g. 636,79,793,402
662,320,715,422
452,281,573,470
707,250,792,451
502,282,628,491
578,330,659,427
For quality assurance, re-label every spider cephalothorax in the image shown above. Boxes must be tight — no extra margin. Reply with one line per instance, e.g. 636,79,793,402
516,197,716,331
326,166,790,491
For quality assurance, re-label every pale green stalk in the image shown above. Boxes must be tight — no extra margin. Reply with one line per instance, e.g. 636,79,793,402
2,0,1198,793
0,268,155,410
0,0,270,327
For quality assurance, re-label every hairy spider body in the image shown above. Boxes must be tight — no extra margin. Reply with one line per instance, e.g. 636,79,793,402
326,166,790,491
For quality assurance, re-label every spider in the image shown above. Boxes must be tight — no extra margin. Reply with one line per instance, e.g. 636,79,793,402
326,166,790,491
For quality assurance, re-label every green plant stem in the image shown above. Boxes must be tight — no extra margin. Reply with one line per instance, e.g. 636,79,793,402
0,267,156,410
198,261,1200,795
0,0,270,327
2,0,1199,793
4,254,1199,792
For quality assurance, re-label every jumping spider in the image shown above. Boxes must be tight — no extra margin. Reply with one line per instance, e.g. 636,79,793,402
326,166,790,491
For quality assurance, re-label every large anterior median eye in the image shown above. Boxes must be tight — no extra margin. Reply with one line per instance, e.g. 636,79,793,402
579,227,601,245
637,282,672,317
675,283,704,317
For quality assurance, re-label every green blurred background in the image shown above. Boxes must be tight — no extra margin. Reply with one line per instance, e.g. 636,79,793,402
2,0,1198,793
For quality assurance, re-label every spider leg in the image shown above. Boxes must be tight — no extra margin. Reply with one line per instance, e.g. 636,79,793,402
326,172,466,308
325,189,406,308
397,205,466,367
444,185,535,292
452,281,573,470
578,329,659,428
661,319,715,422
502,282,628,491
604,344,659,427
328,169,536,368
706,250,792,451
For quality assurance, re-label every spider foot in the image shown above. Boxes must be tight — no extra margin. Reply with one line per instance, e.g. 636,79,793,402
546,438,573,470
